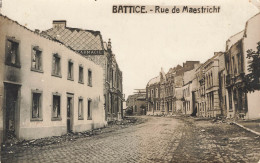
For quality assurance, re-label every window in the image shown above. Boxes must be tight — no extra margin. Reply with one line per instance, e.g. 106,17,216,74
31,90,42,121
237,53,242,74
228,90,232,110
79,65,84,83
52,53,61,77
52,93,61,120
226,60,230,73
5,37,20,67
31,46,42,72
68,60,73,80
232,56,235,74
88,69,92,86
78,98,84,120
87,99,92,120
211,73,213,87
111,69,114,87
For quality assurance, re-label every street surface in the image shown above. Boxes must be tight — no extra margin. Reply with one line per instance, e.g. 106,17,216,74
2,116,260,163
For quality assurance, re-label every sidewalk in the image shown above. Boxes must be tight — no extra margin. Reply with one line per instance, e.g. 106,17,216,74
187,115,260,137
234,119,260,136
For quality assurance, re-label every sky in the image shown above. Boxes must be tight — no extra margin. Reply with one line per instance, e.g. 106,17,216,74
1,0,259,97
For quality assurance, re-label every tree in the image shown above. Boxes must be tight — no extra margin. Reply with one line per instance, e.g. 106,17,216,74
244,41,260,93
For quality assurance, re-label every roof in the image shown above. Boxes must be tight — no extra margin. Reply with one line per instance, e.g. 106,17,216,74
42,25,104,51
0,14,101,67
147,76,160,86
137,96,146,100
226,30,244,50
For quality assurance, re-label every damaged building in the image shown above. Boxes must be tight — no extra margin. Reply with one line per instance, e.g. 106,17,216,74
126,89,146,115
145,13,260,120
41,20,124,122
225,13,260,119
146,61,200,115
0,15,107,141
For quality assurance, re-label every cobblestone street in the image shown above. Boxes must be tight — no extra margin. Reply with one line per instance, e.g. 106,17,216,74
2,116,260,163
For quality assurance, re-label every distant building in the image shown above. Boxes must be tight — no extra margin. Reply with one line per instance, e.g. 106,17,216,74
126,89,146,115
0,15,106,141
192,52,225,118
182,68,196,115
42,21,123,122
146,72,162,115
146,61,200,115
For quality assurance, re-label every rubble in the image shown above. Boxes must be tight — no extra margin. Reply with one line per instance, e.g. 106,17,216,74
1,117,145,153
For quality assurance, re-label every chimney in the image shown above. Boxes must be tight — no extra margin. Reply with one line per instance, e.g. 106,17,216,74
108,39,112,52
53,20,66,28
35,29,40,33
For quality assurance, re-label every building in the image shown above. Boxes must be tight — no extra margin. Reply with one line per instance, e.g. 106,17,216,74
243,13,260,119
41,21,123,122
225,30,245,119
146,75,160,115
192,52,225,118
146,61,199,116
0,15,106,141
182,68,196,115
192,65,205,117
191,13,260,119
218,52,228,118
225,13,260,119
126,89,146,115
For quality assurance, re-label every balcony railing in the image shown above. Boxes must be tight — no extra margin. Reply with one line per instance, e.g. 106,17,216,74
226,73,245,86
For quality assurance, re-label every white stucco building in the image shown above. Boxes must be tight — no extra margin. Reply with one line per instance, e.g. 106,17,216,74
0,15,106,141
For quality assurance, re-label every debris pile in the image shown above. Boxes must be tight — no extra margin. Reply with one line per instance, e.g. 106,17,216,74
1,116,144,150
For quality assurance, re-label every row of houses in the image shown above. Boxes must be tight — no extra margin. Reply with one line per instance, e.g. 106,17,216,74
146,13,260,120
0,15,123,142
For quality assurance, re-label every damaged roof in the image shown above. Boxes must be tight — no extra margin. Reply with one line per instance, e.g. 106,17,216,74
147,76,160,86
42,22,104,51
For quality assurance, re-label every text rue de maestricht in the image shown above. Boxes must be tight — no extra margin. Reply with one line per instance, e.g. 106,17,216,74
112,5,221,14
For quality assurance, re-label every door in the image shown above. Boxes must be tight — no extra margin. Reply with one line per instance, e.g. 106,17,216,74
4,83,20,140
67,94,73,133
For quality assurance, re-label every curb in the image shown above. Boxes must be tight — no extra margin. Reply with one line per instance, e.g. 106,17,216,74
233,122,260,136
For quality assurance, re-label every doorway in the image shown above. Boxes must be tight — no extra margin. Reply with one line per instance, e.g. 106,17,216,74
4,83,20,140
67,94,74,133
